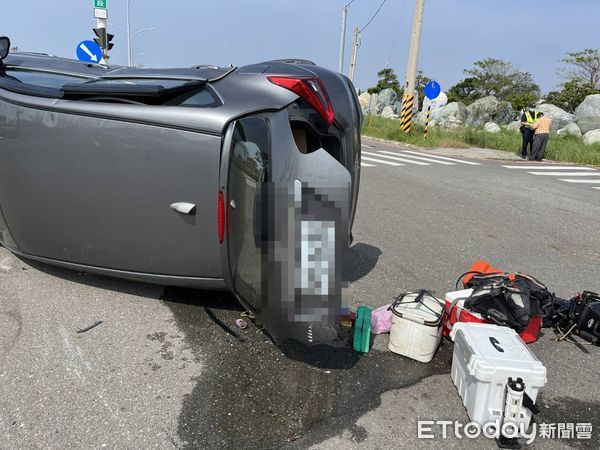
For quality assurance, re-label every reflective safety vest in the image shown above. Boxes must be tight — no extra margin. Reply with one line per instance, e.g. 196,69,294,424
524,111,538,124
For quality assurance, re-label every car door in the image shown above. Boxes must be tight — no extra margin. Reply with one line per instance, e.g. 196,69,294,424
0,82,223,278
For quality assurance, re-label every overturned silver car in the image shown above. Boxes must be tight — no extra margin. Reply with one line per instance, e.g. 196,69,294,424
0,38,362,343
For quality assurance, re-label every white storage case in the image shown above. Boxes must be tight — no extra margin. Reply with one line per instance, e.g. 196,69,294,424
450,323,546,430
389,291,444,363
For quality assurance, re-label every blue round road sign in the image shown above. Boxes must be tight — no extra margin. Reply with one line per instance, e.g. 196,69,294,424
424,81,441,100
76,40,103,63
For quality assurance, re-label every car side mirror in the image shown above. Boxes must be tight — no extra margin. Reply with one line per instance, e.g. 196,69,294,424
0,36,11,61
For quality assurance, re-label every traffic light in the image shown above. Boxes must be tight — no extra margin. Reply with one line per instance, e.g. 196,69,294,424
93,27,107,49
93,28,114,51
106,33,114,51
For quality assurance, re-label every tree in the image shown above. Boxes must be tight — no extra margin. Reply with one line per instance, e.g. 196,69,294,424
559,49,600,88
504,71,541,111
367,68,401,96
545,80,598,113
414,70,432,109
465,58,516,97
447,58,540,110
447,77,481,104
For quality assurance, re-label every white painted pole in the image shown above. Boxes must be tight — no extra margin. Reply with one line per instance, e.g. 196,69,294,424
348,27,359,82
127,0,132,66
96,17,107,64
338,5,349,73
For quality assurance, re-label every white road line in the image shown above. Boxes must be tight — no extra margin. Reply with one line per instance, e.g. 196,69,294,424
594,187,600,190
361,156,404,166
361,162,375,167
558,179,600,184
527,172,600,176
378,151,455,165
503,165,597,170
362,151,430,165
361,144,375,148
400,150,481,165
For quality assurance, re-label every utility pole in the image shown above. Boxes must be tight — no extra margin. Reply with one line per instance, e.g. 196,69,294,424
127,0,132,66
338,4,349,73
348,27,359,82
400,0,426,133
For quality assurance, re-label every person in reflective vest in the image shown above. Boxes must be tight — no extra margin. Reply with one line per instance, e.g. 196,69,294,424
519,106,538,159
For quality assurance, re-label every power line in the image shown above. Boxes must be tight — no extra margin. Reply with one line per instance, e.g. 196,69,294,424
359,0,388,33
386,0,409,67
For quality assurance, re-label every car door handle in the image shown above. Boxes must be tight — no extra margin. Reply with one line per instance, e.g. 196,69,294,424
170,202,196,215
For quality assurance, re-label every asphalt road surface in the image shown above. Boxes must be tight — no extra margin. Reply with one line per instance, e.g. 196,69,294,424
1,138,599,449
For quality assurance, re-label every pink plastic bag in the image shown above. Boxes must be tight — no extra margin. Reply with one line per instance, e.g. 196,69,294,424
371,304,393,334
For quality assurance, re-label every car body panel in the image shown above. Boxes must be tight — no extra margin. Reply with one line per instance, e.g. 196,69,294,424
0,51,362,341
0,98,222,276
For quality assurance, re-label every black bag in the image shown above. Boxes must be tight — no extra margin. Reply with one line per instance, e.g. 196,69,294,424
462,272,555,333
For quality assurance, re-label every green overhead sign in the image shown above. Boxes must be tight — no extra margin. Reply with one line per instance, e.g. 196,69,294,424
94,0,107,9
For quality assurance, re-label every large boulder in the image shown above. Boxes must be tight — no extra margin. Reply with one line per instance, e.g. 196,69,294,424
575,94,600,133
582,129,600,145
434,102,467,128
557,123,582,138
393,100,403,115
536,103,575,132
358,92,371,113
466,96,515,126
381,105,397,119
422,92,448,113
368,93,379,113
484,122,501,133
374,88,398,115
506,121,522,133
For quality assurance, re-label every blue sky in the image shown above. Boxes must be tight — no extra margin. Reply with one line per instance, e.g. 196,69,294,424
3,0,598,94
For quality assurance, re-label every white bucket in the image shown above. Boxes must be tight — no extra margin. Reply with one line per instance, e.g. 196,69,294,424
388,291,444,362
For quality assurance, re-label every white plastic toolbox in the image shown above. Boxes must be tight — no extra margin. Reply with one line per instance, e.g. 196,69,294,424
450,322,547,430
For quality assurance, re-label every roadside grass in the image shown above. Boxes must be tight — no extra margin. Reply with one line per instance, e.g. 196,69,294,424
362,115,600,166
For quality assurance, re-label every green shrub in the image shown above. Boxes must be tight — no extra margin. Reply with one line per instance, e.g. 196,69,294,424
362,115,600,166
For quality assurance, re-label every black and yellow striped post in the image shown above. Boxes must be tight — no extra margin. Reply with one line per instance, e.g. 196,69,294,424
400,93,415,133
423,105,432,139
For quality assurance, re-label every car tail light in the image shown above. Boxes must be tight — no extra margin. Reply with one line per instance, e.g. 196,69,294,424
267,76,335,126
218,190,225,244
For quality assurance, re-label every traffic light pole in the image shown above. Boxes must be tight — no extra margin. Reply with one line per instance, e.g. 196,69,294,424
96,17,108,64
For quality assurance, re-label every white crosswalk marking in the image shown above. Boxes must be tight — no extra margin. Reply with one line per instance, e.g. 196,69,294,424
503,165,597,170
378,151,455,165
558,179,600,184
401,150,481,165
361,156,404,166
363,151,430,165
359,146,481,169
527,172,600,176
504,163,600,190
361,162,375,167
